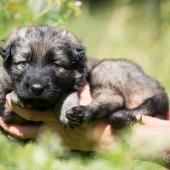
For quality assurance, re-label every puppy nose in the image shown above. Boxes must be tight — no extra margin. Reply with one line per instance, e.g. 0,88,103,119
31,84,44,96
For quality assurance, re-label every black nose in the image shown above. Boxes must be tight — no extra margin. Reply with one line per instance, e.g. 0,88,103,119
31,84,44,96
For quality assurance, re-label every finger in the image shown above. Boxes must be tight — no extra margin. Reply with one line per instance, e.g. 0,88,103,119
0,116,40,139
136,115,170,126
79,83,92,105
100,124,113,143
6,93,13,110
6,94,56,122
12,105,56,122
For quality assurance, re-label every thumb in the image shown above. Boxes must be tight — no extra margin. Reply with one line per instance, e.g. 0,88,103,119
6,92,56,122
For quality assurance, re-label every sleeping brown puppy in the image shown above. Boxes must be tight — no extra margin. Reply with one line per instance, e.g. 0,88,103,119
0,26,168,130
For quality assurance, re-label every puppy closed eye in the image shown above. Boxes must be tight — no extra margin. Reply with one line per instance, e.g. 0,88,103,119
48,60,68,69
52,62,75,70
48,61,61,68
14,61,29,67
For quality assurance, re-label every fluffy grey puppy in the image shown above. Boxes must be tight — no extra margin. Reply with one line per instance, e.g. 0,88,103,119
0,26,168,130
0,26,88,125
65,59,169,128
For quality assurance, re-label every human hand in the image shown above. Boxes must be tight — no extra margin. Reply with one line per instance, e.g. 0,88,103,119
130,114,170,166
0,84,113,151
1,83,170,153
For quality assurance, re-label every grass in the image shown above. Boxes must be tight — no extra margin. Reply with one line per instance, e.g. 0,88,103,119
0,131,167,170
0,0,170,169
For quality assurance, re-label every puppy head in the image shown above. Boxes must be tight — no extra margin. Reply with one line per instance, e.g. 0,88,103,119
0,26,87,108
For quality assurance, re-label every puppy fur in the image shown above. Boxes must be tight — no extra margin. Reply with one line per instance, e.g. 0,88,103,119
0,26,169,130
0,26,87,124
65,59,169,128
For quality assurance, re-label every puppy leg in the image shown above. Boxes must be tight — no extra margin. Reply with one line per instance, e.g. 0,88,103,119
66,89,124,127
107,110,137,129
0,89,15,123
57,92,82,128
108,94,169,129
0,90,8,118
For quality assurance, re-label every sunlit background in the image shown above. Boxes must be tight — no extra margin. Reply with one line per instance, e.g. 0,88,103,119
69,0,170,95
1,0,170,93
0,0,169,169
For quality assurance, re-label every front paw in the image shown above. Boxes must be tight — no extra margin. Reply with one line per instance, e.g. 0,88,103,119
65,106,86,128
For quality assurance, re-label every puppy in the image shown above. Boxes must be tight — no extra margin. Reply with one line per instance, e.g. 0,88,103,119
0,26,88,125
0,26,168,130
64,59,169,128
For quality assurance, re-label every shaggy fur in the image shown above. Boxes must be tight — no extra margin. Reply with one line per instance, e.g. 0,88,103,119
0,26,169,129
0,26,87,124
65,59,169,128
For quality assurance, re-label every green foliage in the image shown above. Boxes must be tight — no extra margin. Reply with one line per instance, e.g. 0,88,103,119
66,0,170,95
0,0,81,38
0,131,166,170
0,127,166,170
0,0,170,169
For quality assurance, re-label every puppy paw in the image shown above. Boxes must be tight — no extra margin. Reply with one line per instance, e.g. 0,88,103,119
126,114,137,125
65,106,86,128
108,111,137,129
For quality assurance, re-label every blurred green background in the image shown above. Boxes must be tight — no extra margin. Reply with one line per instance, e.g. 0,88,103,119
67,0,170,95
0,0,170,169
1,0,170,94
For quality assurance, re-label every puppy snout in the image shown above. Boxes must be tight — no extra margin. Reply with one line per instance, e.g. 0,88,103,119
30,83,44,96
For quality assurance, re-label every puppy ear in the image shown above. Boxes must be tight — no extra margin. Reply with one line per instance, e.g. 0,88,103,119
0,41,17,70
73,46,86,61
0,28,19,62
0,47,6,59
0,45,11,61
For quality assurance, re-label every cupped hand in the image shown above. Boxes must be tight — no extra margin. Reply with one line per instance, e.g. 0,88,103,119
1,84,170,152
0,84,113,151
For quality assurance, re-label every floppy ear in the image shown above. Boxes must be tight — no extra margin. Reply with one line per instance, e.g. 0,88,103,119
65,43,86,64
0,28,19,62
0,45,11,62
61,29,86,62
0,41,17,69
72,45,86,61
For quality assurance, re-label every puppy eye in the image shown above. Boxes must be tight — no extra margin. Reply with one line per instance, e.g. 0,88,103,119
50,62,61,68
15,61,29,67
21,61,29,67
